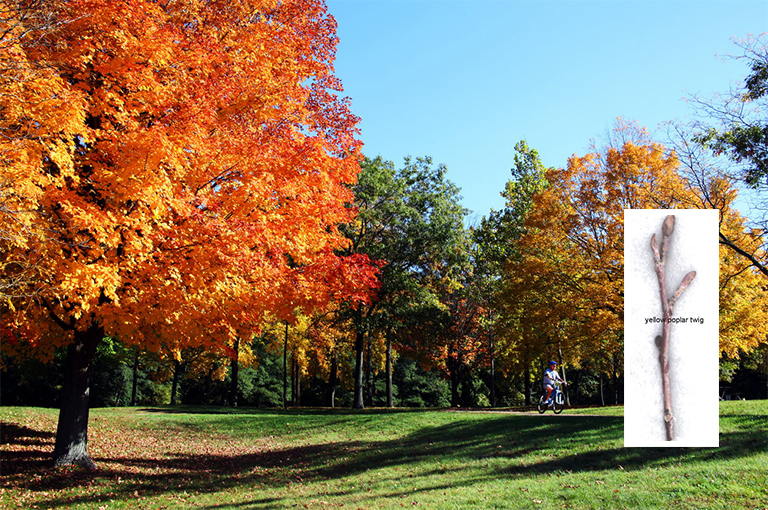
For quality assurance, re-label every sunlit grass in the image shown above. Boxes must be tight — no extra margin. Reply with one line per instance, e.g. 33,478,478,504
1,401,766,509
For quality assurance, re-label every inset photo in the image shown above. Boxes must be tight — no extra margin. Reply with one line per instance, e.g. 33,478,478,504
624,209,719,447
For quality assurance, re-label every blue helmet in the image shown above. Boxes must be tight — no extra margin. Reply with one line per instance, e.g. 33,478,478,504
548,361,557,366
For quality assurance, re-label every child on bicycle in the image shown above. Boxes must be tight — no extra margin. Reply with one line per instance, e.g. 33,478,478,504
543,361,566,404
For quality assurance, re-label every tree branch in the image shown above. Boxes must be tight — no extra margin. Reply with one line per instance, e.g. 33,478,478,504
719,232,768,277
652,214,695,441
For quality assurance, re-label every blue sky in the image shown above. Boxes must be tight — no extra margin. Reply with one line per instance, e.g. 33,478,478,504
325,0,768,221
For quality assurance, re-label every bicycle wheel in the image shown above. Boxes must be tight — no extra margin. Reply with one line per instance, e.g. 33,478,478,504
553,392,565,414
536,396,546,414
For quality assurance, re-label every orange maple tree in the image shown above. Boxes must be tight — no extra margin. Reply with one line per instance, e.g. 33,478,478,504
0,0,377,468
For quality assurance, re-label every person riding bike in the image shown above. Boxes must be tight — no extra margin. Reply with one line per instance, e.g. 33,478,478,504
543,361,566,404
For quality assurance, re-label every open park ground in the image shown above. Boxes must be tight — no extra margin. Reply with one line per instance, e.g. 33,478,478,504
1,401,766,509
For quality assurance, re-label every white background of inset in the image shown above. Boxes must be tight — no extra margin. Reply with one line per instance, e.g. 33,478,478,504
624,209,719,447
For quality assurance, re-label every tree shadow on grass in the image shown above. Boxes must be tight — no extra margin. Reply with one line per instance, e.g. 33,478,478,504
3,410,765,509
139,405,429,416
1,422,55,445
1,422,55,476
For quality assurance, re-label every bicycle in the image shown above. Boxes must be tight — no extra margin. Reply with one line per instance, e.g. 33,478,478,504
537,382,566,414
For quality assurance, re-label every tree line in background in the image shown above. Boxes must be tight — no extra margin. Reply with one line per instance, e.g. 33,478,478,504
1,1,767,469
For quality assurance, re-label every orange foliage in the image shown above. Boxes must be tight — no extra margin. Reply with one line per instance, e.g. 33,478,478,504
504,126,687,364
1,0,377,359
501,121,767,365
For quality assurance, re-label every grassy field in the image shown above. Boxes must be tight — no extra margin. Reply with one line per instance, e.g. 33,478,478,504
1,401,766,509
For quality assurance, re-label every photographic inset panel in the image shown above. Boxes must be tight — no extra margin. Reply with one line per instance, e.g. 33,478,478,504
624,209,719,447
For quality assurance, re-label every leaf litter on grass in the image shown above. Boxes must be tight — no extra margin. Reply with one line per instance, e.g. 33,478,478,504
1,403,767,509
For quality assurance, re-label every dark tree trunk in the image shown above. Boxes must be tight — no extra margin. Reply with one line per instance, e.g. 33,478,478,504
296,367,301,406
450,372,460,407
170,359,183,406
353,326,365,409
292,356,301,407
386,331,393,408
448,344,460,407
53,324,102,469
558,345,570,406
114,376,123,406
130,350,139,406
600,374,605,406
326,346,338,408
489,326,496,407
460,366,472,408
573,370,580,405
283,322,288,408
524,358,531,406
365,331,372,404
290,355,296,406
612,351,619,405
230,338,240,407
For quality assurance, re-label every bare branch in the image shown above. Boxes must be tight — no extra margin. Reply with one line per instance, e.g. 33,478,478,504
652,214,696,441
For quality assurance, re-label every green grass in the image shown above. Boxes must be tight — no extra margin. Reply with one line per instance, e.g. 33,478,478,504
2,401,766,509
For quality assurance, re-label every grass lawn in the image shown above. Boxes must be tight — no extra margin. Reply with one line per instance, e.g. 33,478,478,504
1,401,766,509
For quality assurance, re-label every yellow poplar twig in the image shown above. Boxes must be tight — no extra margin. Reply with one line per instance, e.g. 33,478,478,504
651,214,696,441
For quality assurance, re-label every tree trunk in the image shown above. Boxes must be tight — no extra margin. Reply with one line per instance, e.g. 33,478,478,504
450,371,460,407
170,359,183,406
293,356,301,407
612,351,619,405
558,345,570,406
573,370,580,405
130,350,139,406
365,329,372,404
524,358,531,406
114,374,123,407
230,338,240,407
599,374,605,406
448,344,460,407
283,322,288,408
53,324,102,469
460,365,472,408
386,331,393,408
489,326,496,407
291,355,296,406
353,326,365,409
326,346,338,408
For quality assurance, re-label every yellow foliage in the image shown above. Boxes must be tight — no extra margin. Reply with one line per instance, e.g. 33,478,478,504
499,120,767,369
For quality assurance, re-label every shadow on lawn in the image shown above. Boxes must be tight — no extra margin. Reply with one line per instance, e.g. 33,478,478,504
2,410,765,509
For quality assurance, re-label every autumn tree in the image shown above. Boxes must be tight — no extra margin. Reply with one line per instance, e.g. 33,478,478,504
436,274,487,407
498,120,767,403
718,211,768,358
1,0,377,468
497,122,691,402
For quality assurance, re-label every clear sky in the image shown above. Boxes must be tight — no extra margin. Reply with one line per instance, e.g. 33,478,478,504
325,0,768,222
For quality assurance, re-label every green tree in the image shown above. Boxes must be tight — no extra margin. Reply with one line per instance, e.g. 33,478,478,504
691,35,768,276
473,141,549,272
472,141,549,405
342,156,467,409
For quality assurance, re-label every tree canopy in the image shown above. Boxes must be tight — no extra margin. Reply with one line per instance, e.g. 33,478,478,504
0,0,378,467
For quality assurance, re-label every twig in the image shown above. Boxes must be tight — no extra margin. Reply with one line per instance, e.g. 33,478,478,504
651,214,696,441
